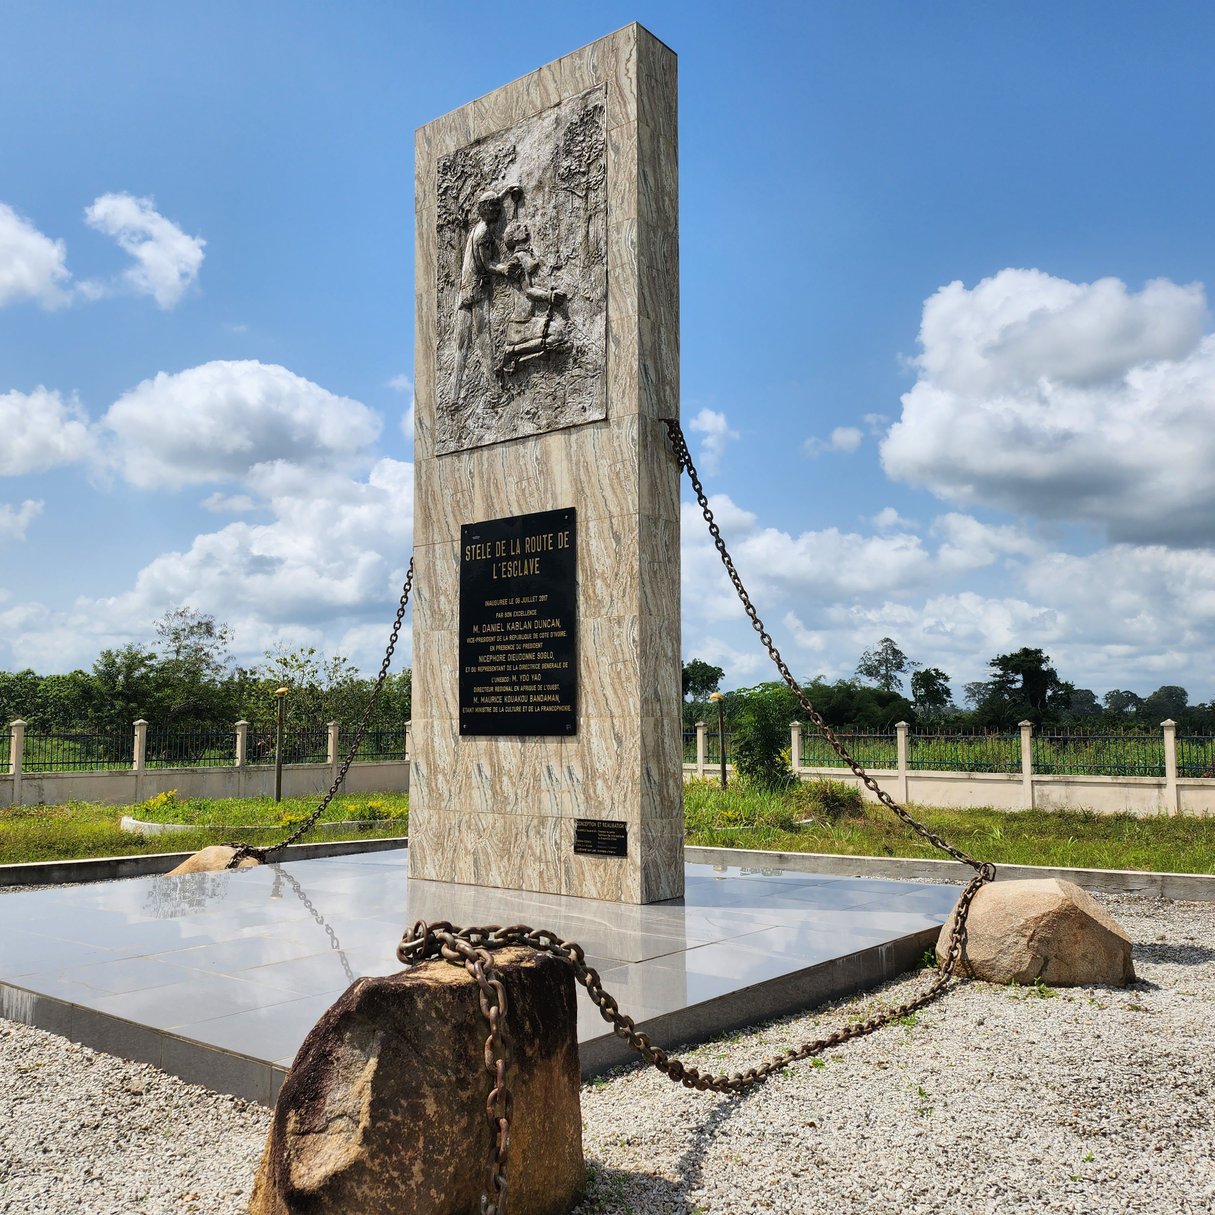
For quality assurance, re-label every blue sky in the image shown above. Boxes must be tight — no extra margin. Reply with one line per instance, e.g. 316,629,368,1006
3,2,1215,704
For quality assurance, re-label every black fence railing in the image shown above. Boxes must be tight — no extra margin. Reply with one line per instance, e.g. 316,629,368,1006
20,729,135,772
4,721,410,774
145,726,236,768
800,731,896,769
1177,733,1215,779
245,724,331,766
908,730,1021,774
1032,730,1165,777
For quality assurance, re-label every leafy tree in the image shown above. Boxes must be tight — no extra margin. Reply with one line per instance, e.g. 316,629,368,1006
0,669,46,725
35,670,95,728
729,682,799,790
1141,685,1188,721
154,607,233,673
801,677,915,729
150,607,241,735
87,644,160,739
910,667,952,718
682,659,724,700
1060,687,1101,722
1103,689,1143,716
973,647,1072,726
855,637,918,694
963,680,991,710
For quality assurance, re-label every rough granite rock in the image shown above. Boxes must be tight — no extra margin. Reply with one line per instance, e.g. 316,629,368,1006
937,877,1135,986
166,846,261,875
249,944,584,1215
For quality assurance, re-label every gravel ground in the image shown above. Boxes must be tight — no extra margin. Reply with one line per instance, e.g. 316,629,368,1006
0,891,1211,1214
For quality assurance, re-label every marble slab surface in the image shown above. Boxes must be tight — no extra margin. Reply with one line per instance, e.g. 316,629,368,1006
0,849,959,1103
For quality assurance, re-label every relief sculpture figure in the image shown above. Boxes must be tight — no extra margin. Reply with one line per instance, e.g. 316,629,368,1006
498,218,567,377
450,189,517,403
435,85,607,454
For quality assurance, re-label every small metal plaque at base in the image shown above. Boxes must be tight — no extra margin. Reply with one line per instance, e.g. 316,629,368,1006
573,819,628,858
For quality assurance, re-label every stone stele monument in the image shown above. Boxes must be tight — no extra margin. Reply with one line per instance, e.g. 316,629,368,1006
409,24,681,904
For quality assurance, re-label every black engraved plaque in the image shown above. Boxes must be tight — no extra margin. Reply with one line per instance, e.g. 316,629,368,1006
573,819,628,857
460,508,577,736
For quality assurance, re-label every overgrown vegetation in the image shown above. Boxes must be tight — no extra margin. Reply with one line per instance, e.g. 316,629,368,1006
0,606,412,744
2,779,1212,875
684,778,1215,874
0,791,408,866
682,642,1215,734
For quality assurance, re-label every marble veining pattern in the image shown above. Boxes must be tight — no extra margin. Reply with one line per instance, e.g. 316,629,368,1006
412,26,680,903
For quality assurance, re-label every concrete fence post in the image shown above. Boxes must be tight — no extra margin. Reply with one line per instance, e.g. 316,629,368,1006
790,721,802,780
133,719,148,773
1019,720,1035,809
695,720,707,779
1162,719,1179,816
327,721,340,769
234,720,249,768
9,719,25,807
895,721,909,803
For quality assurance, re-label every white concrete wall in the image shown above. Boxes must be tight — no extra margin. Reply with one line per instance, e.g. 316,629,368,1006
0,760,409,808
682,763,1215,816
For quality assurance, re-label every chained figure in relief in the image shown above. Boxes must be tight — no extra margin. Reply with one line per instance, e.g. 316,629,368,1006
435,84,607,453
451,185,569,399
498,218,566,377
450,189,517,403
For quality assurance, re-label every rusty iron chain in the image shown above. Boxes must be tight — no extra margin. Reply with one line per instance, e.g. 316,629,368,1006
415,928,514,1215
661,416,995,879
400,877,985,1213
226,557,414,869
269,864,356,984
393,421,997,1212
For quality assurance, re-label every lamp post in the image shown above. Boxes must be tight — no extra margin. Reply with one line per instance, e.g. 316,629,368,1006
273,686,288,803
709,691,727,789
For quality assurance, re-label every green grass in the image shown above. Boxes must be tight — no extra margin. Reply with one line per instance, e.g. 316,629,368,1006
3,779,1213,873
683,778,1215,874
0,791,408,866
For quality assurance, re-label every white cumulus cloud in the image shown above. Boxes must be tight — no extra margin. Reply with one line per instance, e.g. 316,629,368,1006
0,202,71,309
102,360,381,488
0,499,43,541
0,388,93,474
805,425,864,456
84,192,205,309
882,268,1215,545
688,408,739,474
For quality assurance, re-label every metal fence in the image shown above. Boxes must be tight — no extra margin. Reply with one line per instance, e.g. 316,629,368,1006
1032,730,1164,777
19,728,135,772
908,730,1021,774
245,723,331,766
800,731,896,769
354,725,408,761
145,726,236,769
1177,732,1215,778
682,730,735,764
6,720,408,774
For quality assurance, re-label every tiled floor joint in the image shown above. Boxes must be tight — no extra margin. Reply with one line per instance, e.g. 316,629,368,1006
0,849,958,1104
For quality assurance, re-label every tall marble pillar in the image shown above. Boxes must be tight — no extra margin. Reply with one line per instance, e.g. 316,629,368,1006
409,24,681,903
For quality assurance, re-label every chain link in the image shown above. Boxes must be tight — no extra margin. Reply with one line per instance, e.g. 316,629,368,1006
226,558,414,869
270,864,356,985
253,425,998,1215
399,876,984,1214
662,417,994,877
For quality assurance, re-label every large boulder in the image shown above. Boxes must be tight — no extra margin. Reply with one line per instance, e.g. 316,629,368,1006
166,845,261,874
937,877,1135,986
249,944,584,1215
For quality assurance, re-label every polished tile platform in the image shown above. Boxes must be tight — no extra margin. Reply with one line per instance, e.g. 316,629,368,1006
0,850,959,1104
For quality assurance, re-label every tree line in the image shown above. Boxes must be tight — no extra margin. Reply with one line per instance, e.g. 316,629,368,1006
0,609,412,738
683,639,1215,733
